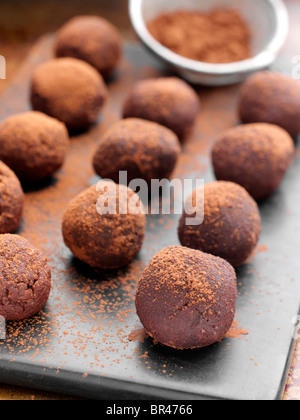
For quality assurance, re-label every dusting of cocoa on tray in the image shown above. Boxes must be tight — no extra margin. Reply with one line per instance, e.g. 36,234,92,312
225,320,249,339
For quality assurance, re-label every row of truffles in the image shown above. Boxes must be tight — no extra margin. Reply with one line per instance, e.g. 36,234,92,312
0,15,123,322
61,180,261,271
30,62,200,136
60,180,256,350
0,15,299,353
30,15,122,131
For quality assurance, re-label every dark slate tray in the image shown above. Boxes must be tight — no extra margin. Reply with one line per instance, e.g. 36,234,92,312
0,35,299,400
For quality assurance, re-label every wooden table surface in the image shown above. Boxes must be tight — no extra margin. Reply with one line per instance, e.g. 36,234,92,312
0,0,299,400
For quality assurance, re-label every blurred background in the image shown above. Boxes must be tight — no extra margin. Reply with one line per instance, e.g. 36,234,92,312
0,0,136,94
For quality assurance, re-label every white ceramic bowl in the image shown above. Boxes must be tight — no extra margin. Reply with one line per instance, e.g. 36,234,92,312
129,0,289,86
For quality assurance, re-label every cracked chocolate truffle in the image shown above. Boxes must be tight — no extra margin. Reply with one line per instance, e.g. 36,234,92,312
62,181,146,269
238,71,300,138
178,181,261,267
123,77,200,139
135,246,237,349
0,161,24,234
0,111,69,183
93,118,181,186
212,123,295,200
0,234,51,321
30,57,108,131
54,15,122,79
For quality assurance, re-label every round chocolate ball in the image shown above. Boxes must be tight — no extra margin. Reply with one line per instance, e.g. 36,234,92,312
212,123,295,200
54,15,122,79
0,234,51,321
123,77,200,139
93,118,181,186
0,111,69,183
30,57,108,131
178,181,261,267
238,71,300,138
62,181,146,269
135,246,237,349
0,161,24,234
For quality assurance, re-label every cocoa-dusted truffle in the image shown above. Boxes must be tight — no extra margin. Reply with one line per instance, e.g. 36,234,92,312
62,181,146,269
54,15,122,79
0,161,24,234
30,57,108,131
135,246,237,349
0,111,69,183
238,71,300,138
123,77,200,139
178,181,261,267
212,123,295,200
93,118,181,185
0,234,51,321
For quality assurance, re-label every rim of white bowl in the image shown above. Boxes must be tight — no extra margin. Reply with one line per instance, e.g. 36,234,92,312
129,0,290,75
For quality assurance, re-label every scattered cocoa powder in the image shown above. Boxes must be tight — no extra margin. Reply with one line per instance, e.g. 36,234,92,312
225,320,249,339
246,244,269,264
147,9,251,63
128,327,147,343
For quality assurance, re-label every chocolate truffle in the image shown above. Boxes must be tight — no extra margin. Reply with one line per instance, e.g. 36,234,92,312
0,161,24,234
178,181,261,267
0,234,51,321
30,57,108,131
123,77,200,139
238,71,300,138
54,15,122,79
93,118,181,185
212,123,295,200
135,246,237,349
0,111,69,183
62,181,146,269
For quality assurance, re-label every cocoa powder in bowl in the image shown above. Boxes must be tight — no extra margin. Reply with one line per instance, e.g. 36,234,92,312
0,111,69,184
147,8,251,63
62,181,146,270
30,57,108,131
135,246,237,350
54,15,122,79
123,77,200,140
93,118,181,186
